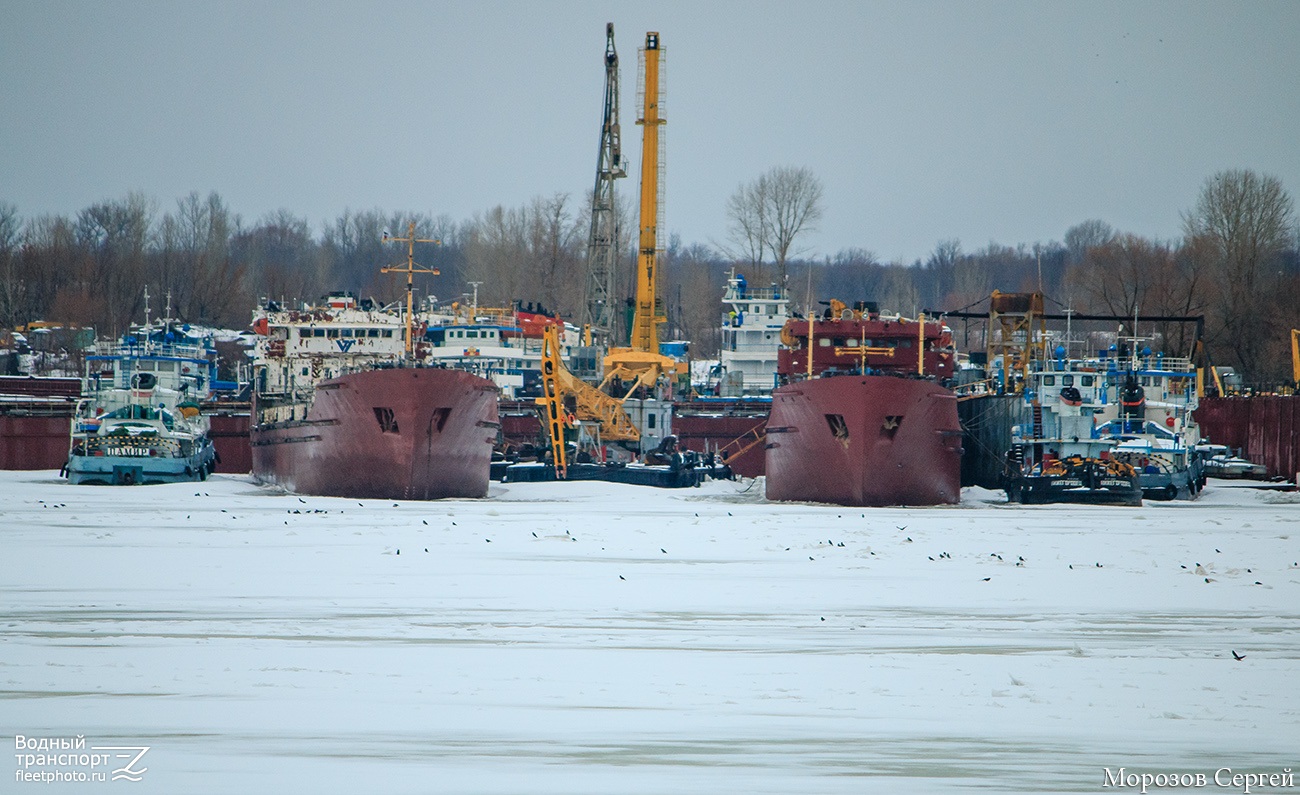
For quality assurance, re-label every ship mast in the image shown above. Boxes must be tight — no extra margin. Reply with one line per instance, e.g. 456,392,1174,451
382,221,440,358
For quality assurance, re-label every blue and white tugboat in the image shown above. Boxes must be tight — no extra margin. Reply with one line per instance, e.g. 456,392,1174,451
65,291,219,485
1006,332,1206,504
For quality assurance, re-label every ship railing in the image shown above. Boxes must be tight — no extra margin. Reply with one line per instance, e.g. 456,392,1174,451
953,378,998,400
90,340,212,360
1038,358,1106,373
0,394,79,416
1147,356,1193,373
1099,355,1195,374
723,286,786,302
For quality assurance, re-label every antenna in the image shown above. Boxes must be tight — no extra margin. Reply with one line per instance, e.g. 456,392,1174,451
468,281,482,318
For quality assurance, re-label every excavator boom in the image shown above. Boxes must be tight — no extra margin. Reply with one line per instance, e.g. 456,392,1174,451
536,325,641,479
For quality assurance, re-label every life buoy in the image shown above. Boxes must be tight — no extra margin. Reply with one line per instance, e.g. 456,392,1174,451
1165,416,1175,427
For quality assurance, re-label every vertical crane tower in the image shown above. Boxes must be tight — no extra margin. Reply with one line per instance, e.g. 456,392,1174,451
583,23,626,343
601,31,675,391
630,31,666,353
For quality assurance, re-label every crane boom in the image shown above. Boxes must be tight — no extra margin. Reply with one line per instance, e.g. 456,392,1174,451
601,31,676,388
536,324,641,478
583,23,626,341
630,31,665,352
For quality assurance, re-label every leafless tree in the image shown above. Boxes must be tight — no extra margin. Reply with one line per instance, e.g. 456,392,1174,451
1064,219,1116,265
231,210,319,307
724,166,824,288
1182,169,1295,381
527,193,584,318
0,203,22,329
925,238,962,308
463,204,531,310
74,192,155,334
722,179,767,276
1077,234,1170,318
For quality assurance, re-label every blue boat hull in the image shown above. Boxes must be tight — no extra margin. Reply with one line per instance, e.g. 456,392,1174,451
66,444,216,485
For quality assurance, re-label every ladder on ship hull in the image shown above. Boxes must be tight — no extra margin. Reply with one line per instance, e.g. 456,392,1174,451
717,424,767,464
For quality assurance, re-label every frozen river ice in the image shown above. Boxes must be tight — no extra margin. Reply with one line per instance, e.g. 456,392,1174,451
3,471,1298,793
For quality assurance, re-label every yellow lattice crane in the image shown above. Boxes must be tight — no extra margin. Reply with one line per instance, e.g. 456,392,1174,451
536,324,640,478
601,31,677,396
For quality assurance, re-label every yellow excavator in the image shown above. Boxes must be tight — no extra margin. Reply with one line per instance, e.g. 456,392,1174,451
536,324,641,478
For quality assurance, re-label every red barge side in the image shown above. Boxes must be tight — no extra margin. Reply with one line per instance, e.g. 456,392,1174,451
252,367,499,500
764,305,962,506
765,376,961,505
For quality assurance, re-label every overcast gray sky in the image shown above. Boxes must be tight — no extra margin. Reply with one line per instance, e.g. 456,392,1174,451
3,1,1298,263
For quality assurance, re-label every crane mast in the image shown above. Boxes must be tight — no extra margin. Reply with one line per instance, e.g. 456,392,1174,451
600,31,675,393
583,23,626,344
630,31,666,353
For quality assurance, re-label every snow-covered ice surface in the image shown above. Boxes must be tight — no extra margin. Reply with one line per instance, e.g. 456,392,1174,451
3,471,1298,793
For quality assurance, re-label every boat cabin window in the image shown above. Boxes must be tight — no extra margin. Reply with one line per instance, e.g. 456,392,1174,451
327,329,339,338
301,367,309,376
382,330,393,338
341,328,353,337
314,328,325,337
368,329,380,338
467,330,479,339
1043,375,1056,386
137,361,155,371
1062,375,1074,386
845,339,858,347
818,338,832,347
1081,375,1094,386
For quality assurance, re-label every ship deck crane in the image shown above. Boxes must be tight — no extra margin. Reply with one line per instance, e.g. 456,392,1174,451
601,31,677,396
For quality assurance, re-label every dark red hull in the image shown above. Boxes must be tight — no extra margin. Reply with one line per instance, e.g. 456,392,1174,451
672,406,769,478
765,376,962,506
252,368,499,500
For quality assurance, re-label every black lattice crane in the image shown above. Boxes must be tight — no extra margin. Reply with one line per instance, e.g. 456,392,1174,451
583,23,627,346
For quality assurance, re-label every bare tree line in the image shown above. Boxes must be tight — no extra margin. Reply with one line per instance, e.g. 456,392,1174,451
1,168,1296,385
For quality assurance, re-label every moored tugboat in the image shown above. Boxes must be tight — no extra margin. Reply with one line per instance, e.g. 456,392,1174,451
66,301,220,485
1004,339,1204,505
1093,350,1206,500
1003,355,1142,506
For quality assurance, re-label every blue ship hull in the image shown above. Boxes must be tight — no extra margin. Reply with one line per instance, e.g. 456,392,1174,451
66,444,216,485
